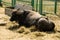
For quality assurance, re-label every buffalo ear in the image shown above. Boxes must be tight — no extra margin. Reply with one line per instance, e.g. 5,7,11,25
42,16,49,20
45,16,48,20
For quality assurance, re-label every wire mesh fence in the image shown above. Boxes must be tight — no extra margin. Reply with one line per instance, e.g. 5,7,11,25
2,0,11,6
0,0,60,15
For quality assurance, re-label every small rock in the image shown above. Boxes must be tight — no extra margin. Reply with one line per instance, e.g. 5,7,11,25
0,20,7,26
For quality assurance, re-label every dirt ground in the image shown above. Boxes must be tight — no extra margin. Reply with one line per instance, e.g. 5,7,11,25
0,7,60,40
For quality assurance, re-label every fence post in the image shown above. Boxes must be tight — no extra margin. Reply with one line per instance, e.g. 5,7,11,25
0,0,2,7
36,0,38,12
54,0,57,14
39,0,43,15
31,0,34,8
12,0,16,7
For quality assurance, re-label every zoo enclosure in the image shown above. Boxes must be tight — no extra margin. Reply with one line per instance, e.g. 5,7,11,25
0,0,59,15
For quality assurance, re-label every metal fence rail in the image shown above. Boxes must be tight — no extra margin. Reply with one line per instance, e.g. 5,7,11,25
0,0,59,15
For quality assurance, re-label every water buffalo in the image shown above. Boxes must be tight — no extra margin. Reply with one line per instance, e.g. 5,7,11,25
10,10,42,26
10,9,55,31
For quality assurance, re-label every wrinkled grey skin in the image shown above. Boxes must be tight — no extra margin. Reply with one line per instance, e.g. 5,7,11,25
10,9,55,31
